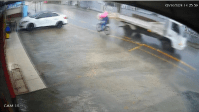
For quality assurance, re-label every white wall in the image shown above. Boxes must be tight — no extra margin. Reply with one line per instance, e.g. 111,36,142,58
6,7,22,16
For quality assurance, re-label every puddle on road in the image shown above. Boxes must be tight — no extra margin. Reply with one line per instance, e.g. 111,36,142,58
17,98,28,112
36,62,55,75
63,91,108,112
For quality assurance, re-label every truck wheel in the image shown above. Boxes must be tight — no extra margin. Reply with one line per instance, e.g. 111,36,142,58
162,41,171,50
56,22,63,28
134,33,142,38
27,23,34,31
123,25,133,36
162,41,175,52
170,47,175,53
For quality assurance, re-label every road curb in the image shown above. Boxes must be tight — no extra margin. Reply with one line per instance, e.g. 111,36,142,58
187,42,199,49
16,31,47,88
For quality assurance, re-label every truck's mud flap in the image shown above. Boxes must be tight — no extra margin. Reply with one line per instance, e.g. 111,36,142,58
120,25,142,40
120,25,135,37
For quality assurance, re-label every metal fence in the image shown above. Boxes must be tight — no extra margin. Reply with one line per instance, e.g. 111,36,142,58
79,1,92,9
189,36,199,44
185,31,199,44
89,1,102,12
103,5,117,13
78,1,118,13
120,5,166,22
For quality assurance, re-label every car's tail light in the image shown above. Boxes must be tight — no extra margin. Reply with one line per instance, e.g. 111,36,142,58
64,17,67,19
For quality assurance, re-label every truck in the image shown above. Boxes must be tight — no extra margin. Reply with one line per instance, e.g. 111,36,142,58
108,13,187,51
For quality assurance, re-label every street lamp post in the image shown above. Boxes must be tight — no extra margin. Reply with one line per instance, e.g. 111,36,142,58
35,2,36,13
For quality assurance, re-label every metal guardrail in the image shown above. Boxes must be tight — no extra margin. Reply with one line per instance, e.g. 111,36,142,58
187,34,199,44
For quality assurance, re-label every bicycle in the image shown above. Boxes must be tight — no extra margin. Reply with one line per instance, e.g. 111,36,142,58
96,22,110,35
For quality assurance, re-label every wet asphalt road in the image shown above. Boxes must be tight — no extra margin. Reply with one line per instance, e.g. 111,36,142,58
16,4,199,112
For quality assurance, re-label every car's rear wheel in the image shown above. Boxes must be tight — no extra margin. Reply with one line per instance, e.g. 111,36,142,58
57,22,63,28
161,40,175,53
27,23,34,31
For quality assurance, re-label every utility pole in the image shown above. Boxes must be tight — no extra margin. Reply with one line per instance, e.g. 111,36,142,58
77,0,80,8
116,3,121,13
35,2,36,13
40,2,41,11
22,0,25,17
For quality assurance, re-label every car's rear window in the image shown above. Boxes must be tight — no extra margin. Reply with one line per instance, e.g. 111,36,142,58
51,13,59,17
29,13,40,18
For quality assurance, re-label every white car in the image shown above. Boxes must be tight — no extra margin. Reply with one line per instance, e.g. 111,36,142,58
20,11,68,31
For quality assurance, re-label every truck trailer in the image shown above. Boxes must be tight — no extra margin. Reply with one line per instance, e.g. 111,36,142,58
108,13,187,51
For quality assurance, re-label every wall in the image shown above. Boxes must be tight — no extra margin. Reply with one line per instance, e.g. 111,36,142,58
6,7,22,16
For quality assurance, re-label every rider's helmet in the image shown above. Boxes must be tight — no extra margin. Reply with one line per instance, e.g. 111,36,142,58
97,13,102,20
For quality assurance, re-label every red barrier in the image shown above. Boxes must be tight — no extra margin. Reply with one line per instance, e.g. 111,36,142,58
0,14,16,99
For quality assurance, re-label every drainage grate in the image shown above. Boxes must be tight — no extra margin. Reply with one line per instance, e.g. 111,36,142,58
10,64,29,95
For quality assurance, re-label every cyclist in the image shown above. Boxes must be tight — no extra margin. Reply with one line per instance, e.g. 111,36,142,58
99,11,109,31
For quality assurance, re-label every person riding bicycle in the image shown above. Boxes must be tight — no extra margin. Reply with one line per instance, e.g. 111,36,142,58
99,11,109,31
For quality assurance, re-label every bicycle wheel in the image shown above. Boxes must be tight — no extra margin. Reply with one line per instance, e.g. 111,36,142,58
104,26,110,35
96,23,101,32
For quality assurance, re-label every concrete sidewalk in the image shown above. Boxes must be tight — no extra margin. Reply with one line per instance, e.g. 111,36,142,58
5,32,46,94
